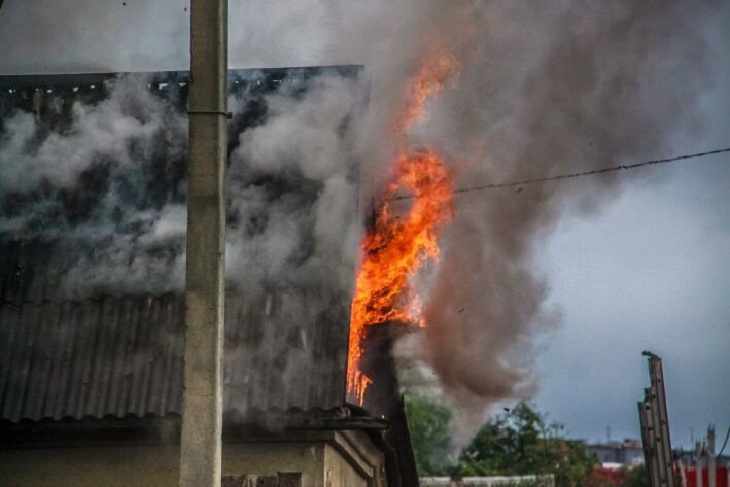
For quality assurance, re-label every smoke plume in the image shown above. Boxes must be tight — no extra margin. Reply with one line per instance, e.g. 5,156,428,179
315,0,719,436
305,0,718,436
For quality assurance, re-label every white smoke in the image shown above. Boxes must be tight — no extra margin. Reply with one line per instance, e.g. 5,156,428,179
0,70,364,304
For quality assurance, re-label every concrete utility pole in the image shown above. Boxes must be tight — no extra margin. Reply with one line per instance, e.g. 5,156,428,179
179,0,228,486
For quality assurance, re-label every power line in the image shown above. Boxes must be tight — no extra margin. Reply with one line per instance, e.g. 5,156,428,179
391,146,730,201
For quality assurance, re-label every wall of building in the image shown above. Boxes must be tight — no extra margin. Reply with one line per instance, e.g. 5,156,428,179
323,431,387,487
0,431,385,487
588,442,644,466
0,444,180,487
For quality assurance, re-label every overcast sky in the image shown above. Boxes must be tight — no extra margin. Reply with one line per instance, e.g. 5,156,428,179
534,30,730,444
535,154,730,445
0,1,727,446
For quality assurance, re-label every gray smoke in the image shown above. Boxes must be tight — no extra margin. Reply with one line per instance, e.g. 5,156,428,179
1,0,726,435
311,0,722,436
0,70,364,303
226,74,363,295
0,75,188,296
389,1,721,439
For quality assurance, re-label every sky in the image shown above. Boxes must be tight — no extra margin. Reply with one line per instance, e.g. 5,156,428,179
534,27,730,444
0,1,727,446
535,154,730,445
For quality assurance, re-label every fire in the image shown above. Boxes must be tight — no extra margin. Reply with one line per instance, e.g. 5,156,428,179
347,51,459,404
396,52,460,131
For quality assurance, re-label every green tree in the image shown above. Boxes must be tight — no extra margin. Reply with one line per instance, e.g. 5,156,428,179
405,394,454,475
459,403,548,476
405,397,598,486
622,464,649,487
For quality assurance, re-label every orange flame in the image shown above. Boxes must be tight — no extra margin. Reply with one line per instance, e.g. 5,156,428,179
395,52,460,132
347,51,459,404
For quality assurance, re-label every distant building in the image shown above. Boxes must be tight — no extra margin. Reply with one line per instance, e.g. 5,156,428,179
588,439,644,468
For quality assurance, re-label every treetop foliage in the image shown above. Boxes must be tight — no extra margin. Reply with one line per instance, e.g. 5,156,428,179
405,395,625,487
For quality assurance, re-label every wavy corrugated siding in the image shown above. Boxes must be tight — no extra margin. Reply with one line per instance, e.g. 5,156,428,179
0,296,185,422
0,287,349,423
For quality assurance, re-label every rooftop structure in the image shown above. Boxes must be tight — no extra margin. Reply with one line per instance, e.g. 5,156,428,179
0,67,417,486
588,439,645,467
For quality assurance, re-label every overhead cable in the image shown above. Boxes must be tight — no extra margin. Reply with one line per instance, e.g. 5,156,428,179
391,146,730,201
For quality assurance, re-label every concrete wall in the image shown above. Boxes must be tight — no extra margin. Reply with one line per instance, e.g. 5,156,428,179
0,445,180,487
323,431,387,487
0,431,385,487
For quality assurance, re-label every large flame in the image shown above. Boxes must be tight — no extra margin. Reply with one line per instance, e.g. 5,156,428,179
347,51,459,404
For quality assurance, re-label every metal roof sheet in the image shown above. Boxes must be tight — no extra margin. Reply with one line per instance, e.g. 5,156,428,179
0,285,350,423
0,295,184,422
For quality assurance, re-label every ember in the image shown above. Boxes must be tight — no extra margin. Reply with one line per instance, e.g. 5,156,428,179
347,51,459,404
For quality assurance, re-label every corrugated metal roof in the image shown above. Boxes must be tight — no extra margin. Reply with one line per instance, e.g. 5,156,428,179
0,295,184,422
0,67,358,423
0,284,350,423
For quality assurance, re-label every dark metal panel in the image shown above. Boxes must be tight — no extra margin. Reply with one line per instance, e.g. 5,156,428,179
155,295,180,416
9,303,42,421
45,301,73,419
56,302,81,419
89,298,114,417
67,301,88,418
146,297,164,416
25,302,55,420
126,298,145,417
79,300,103,419
117,297,142,418
0,305,20,411
168,298,185,415
0,291,353,422
1,306,24,420
134,297,157,417
154,296,172,415
106,298,129,417
63,302,86,419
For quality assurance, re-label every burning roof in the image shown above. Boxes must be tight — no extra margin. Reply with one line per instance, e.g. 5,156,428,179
0,67,362,421
0,66,420,483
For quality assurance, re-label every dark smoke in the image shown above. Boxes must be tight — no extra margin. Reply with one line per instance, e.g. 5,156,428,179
388,0,721,436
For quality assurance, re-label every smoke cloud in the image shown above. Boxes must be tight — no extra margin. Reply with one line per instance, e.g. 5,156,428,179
309,0,719,436
0,70,364,304
419,0,716,429
275,0,718,438
1,0,725,435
